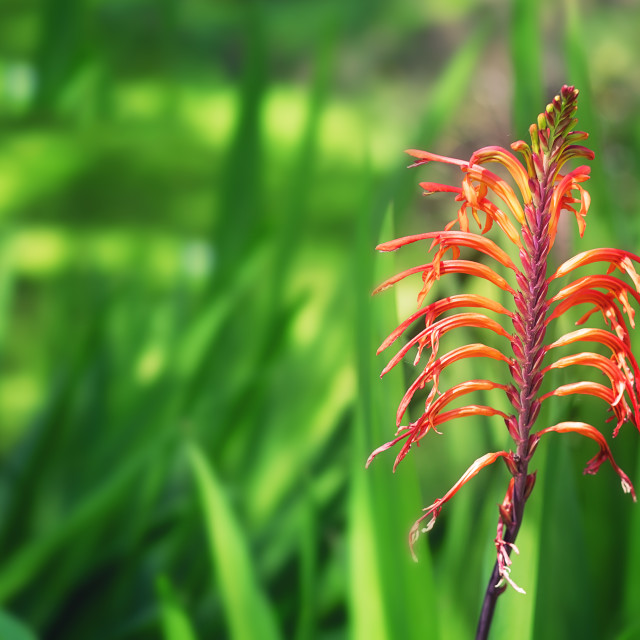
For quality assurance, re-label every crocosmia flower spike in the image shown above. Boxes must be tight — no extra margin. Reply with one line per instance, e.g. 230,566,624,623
368,85,640,639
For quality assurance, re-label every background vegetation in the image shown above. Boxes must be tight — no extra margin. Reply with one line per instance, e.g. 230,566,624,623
1,0,640,638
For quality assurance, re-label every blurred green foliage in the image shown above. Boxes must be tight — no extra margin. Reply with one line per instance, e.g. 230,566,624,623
1,0,640,638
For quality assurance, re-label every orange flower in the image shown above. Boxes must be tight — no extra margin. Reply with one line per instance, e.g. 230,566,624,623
368,86,639,619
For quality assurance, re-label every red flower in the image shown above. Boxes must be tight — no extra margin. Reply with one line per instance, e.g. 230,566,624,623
368,86,639,609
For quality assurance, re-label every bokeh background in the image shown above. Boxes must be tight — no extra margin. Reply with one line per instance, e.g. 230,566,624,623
2,0,640,638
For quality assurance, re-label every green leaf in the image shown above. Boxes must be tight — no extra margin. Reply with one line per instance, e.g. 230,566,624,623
186,441,282,640
156,575,200,640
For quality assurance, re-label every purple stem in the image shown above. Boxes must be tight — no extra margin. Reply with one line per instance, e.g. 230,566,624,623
475,174,554,640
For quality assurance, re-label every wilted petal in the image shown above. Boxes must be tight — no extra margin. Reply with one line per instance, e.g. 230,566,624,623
409,451,515,560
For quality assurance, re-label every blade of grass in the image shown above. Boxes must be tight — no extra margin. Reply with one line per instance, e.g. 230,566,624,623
0,426,174,604
156,575,200,640
532,440,596,639
349,21,492,640
186,440,282,640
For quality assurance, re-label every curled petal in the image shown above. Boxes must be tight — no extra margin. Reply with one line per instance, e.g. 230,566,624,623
409,451,514,560
373,260,515,307
365,430,412,469
540,381,632,433
387,381,511,470
372,262,433,295
396,344,512,426
470,197,523,248
377,294,511,355
551,248,640,292
528,422,636,500
376,231,519,272
380,312,512,377
548,288,633,337
463,164,526,224
377,399,510,473
542,352,640,431
468,145,532,206
548,166,592,242
546,327,640,383
456,179,523,247
552,274,640,326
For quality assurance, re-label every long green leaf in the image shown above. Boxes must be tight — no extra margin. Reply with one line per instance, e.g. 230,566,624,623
186,441,282,640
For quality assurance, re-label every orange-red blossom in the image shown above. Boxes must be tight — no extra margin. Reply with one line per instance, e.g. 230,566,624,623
369,86,640,595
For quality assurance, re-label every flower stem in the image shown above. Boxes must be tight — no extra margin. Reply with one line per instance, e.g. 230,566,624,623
475,464,528,640
476,165,554,638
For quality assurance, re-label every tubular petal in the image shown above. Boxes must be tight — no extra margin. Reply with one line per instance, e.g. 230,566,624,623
555,144,596,172
406,148,467,168
380,312,512,378
551,248,640,290
418,182,463,196
468,145,532,205
542,352,639,426
425,379,510,418
547,288,633,337
373,260,515,302
396,344,512,426
377,294,511,354
376,231,519,272
551,274,640,324
432,405,510,427
546,327,640,382
540,381,632,432
463,165,526,224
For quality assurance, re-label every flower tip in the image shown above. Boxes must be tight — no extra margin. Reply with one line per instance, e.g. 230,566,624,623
405,148,430,163
409,526,421,561
621,478,637,501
